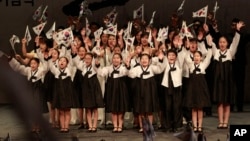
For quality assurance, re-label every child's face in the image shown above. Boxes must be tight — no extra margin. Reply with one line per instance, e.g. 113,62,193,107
219,37,228,51
113,47,121,54
51,49,59,61
30,60,39,71
74,37,82,49
84,54,93,66
39,43,47,52
167,52,177,64
140,55,150,67
101,34,108,45
108,35,117,48
141,35,149,46
189,41,198,53
193,52,202,64
78,47,86,59
59,57,68,69
112,54,122,67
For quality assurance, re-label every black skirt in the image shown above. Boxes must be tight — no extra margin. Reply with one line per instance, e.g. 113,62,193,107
73,69,83,108
52,77,79,109
212,60,236,104
183,73,211,108
29,80,48,113
104,76,130,113
81,74,104,108
133,77,160,114
43,71,55,102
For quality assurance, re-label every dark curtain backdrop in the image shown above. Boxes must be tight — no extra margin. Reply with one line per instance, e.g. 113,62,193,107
0,0,250,103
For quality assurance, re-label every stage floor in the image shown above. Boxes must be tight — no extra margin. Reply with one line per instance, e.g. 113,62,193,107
0,104,249,141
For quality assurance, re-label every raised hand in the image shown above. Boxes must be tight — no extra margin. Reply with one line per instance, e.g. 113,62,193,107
236,21,245,31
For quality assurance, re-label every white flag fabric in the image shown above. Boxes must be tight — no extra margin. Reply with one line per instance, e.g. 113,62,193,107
32,5,42,21
123,21,133,40
53,27,74,47
46,22,56,39
147,30,154,47
133,4,144,21
9,35,20,54
79,1,86,19
94,27,103,41
103,24,117,36
106,7,118,25
39,5,48,23
179,21,193,39
32,22,47,36
156,26,169,42
125,36,135,52
148,11,156,26
78,0,92,19
24,25,32,45
192,5,208,18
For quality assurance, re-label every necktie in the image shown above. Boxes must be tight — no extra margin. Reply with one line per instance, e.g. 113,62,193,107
168,64,176,94
59,69,67,79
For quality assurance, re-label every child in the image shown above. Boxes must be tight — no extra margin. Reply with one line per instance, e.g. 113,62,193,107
97,53,130,133
44,48,60,128
49,56,78,133
74,52,104,132
161,49,183,132
9,57,48,132
212,21,244,129
183,49,212,132
128,52,164,133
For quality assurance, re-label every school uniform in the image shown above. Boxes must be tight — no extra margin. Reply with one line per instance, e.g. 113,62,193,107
9,58,48,113
161,59,183,129
49,63,79,109
183,49,212,109
98,64,130,113
75,58,104,108
128,60,164,114
212,32,240,104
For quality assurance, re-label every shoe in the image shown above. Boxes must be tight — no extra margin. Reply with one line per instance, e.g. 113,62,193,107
112,127,118,133
117,127,123,133
197,127,203,132
138,128,143,133
59,128,65,133
91,127,97,132
222,123,229,129
217,123,223,129
193,127,198,132
87,127,92,132
64,128,69,133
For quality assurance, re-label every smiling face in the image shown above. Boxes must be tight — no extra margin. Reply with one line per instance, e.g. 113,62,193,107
108,35,117,49
140,54,150,67
78,47,87,59
218,37,228,51
112,54,122,67
58,57,68,69
189,40,198,53
140,35,149,46
51,49,59,61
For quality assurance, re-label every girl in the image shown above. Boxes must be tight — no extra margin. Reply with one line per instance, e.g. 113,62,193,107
44,48,60,128
9,57,48,132
183,48,212,132
161,49,183,132
212,21,244,129
128,52,164,133
97,53,130,133
49,56,78,133
74,52,104,132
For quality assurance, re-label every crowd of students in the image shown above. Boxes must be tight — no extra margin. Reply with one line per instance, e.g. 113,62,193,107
3,9,246,135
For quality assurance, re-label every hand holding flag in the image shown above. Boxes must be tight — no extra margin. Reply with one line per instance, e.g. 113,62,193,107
9,35,20,55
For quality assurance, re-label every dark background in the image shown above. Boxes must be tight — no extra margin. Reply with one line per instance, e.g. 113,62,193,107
0,0,250,103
